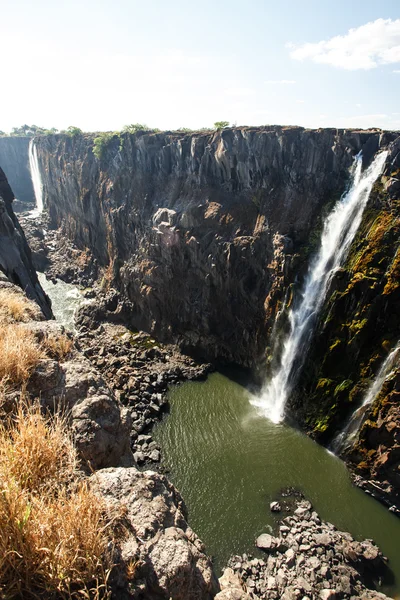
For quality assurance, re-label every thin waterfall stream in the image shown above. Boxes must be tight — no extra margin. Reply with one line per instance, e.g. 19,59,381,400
333,342,400,454
28,138,44,217
252,151,388,424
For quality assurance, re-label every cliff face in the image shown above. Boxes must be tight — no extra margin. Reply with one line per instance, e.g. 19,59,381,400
0,137,35,204
35,126,393,365
0,167,52,318
288,138,400,505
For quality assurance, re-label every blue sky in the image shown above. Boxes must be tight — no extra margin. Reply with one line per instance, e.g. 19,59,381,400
1,0,400,132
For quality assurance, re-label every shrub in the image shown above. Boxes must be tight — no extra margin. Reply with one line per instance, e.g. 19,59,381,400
66,126,83,137
93,132,118,160
122,123,150,134
214,121,230,130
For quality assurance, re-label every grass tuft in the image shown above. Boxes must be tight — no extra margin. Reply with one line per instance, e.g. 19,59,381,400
0,402,111,599
42,333,74,361
0,325,45,387
0,289,39,324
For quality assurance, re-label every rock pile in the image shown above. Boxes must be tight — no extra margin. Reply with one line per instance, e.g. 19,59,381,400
227,500,392,600
74,304,211,464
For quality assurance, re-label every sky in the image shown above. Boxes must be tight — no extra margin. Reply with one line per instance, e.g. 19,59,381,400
1,0,400,133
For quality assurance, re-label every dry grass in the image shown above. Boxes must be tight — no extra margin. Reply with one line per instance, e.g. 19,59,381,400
42,333,74,361
0,402,111,599
0,325,45,387
0,289,38,324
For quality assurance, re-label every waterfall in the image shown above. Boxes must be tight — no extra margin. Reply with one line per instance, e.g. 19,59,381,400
332,342,400,453
28,138,44,215
252,150,388,424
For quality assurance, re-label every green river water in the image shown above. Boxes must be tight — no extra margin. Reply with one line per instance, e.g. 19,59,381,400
154,372,400,598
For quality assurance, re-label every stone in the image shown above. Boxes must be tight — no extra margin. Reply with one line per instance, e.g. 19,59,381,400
133,451,145,464
285,548,296,567
91,467,218,600
314,533,331,546
270,501,282,512
149,449,161,462
319,590,336,600
256,533,278,551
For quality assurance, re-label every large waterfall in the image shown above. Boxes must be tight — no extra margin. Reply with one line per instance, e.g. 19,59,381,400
332,342,400,453
28,139,44,215
252,150,388,424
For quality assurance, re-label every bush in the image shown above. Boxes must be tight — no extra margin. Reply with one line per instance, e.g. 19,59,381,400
214,121,230,130
93,132,118,160
66,126,83,137
122,123,150,134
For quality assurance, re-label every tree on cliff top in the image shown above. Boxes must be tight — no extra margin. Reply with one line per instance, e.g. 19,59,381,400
66,126,83,137
122,123,150,134
214,121,230,130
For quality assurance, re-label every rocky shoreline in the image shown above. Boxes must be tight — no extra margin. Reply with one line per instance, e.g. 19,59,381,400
223,496,393,600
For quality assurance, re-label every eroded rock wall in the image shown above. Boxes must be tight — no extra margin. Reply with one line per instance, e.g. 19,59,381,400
0,136,35,204
0,167,52,318
35,126,392,365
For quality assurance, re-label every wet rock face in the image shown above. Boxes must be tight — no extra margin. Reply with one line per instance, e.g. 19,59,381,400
288,137,400,509
35,126,392,365
227,499,392,600
0,167,52,318
0,137,35,204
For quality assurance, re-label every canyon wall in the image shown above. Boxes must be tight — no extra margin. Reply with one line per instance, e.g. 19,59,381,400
0,166,52,318
31,127,400,503
35,126,394,366
0,137,35,204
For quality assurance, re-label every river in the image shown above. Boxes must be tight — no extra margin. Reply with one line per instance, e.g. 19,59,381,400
154,372,400,598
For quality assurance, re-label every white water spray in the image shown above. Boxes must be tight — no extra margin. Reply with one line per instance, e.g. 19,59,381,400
332,342,400,453
28,139,44,216
252,151,388,424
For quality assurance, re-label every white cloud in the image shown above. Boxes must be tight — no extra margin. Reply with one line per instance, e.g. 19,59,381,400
265,79,296,84
289,18,400,70
393,69,400,73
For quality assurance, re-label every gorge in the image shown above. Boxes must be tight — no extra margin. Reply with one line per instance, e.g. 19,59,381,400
0,125,399,599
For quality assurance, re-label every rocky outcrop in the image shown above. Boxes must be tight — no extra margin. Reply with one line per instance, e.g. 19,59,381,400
0,136,35,204
227,499,392,600
91,466,218,599
0,167,52,318
35,127,396,365
73,292,211,463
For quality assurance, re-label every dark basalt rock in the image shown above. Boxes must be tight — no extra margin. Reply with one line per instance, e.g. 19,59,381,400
34,126,397,366
0,167,52,318
0,136,35,204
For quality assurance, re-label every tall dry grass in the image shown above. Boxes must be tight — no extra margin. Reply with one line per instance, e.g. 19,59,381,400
0,289,74,390
0,402,111,599
0,325,45,387
42,332,74,361
0,289,38,324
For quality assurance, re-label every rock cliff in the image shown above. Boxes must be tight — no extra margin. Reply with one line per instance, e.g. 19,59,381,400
29,126,400,508
0,136,35,204
35,126,395,365
0,166,52,318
